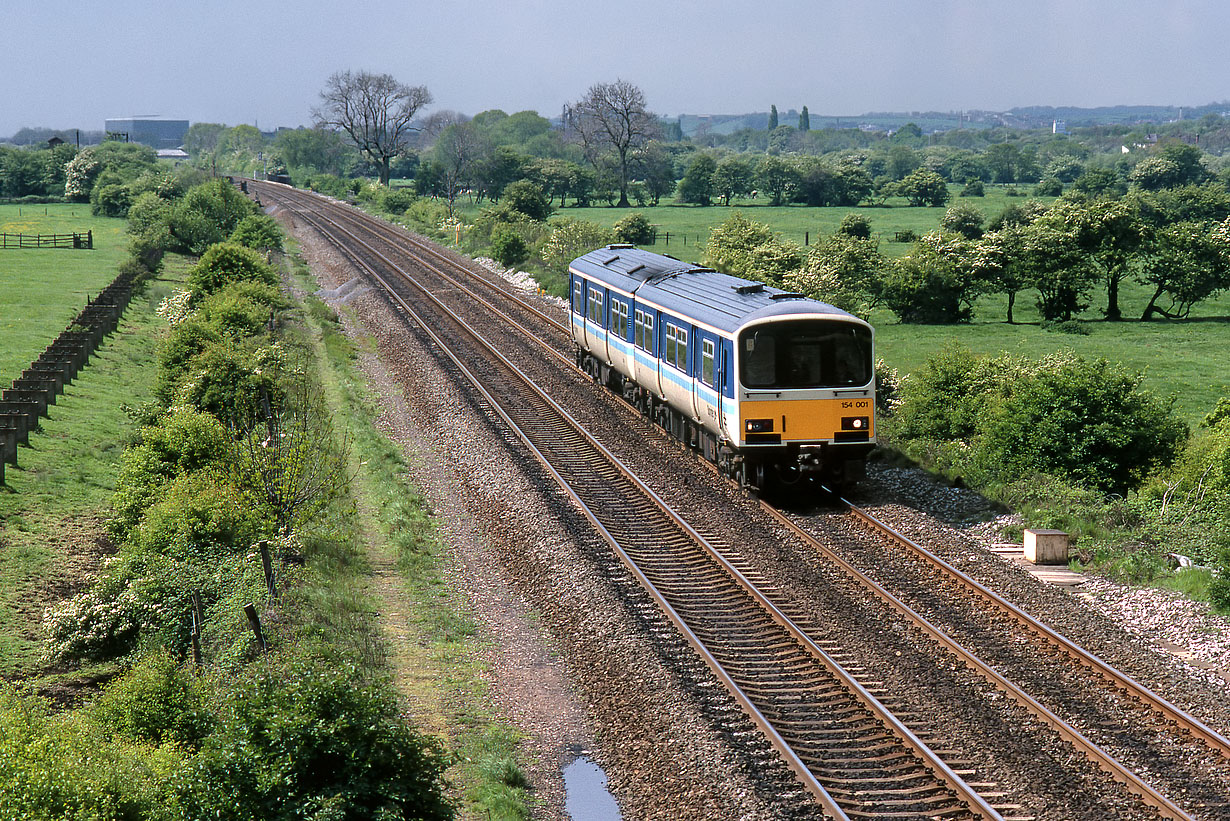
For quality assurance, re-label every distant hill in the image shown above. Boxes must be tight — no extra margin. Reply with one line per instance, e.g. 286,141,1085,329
674,101,1230,137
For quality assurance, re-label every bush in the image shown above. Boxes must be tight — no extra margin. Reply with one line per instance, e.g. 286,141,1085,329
976,354,1187,495
188,243,278,301
228,214,284,253
613,211,655,244
837,213,872,239
172,341,286,424
175,657,453,821
490,225,529,268
0,685,173,818
91,650,214,747
196,281,286,340
111,407,231,538
501,180,552,222
1035,177,1064,196
155,320,223,404
959,179,985,197
169,179,258,255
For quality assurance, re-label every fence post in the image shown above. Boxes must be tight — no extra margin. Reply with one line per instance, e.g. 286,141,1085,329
259,540,278,600
243,603,267,652
805,231,809,246
190,591,203,667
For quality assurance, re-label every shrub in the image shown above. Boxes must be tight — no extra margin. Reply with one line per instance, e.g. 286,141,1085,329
939,202,985,239
490,225,529,268
1035,177,1064,196
173,341,286,424
155,319,223,405
540,218,615,274
196,281,286,340
959,179,985,197
111,406,231,538
187,243,278,301
175,658,453,821
703,211,802,287
169,179,258,255
0,685,173,818
613,211,655,245
501,180,552,222
837,213,872,239
91,650,214,747
228,214,284,253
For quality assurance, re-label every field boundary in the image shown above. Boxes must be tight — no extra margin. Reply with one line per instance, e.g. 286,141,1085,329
0,231,93,250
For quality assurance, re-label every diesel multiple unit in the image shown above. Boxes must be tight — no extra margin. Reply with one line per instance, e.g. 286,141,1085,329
570,245,875,489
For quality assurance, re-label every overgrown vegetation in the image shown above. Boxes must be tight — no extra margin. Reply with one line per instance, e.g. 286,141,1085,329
880,343,1230,607
0,178,457,819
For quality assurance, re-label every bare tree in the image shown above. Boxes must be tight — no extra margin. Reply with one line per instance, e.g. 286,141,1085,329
567,79,659,207
314,70,432,185
432,121,485,215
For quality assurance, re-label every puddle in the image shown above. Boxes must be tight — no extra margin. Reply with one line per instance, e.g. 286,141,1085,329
563,756,621,820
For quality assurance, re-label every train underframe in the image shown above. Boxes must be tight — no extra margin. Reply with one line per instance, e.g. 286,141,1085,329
577,349,870,493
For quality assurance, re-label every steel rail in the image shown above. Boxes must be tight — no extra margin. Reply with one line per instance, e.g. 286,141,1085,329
277,194,1002,820
838,497,1230,763
258,182,1212,819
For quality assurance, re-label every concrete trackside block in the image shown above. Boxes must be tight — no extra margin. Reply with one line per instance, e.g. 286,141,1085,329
1024,529,1069,565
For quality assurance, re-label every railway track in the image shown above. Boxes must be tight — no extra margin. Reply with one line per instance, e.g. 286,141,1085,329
247,180,1230,820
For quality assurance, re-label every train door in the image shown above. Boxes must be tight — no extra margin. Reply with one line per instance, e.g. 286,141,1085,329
717,340,732,436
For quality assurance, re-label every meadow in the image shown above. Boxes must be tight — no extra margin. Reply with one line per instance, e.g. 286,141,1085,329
0,204,129,382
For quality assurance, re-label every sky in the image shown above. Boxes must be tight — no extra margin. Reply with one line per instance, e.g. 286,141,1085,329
4,0,1230,138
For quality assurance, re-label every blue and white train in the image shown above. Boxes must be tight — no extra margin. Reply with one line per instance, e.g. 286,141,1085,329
570,245,875,489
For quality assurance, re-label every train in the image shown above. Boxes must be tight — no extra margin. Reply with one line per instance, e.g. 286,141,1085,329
569,245,876,491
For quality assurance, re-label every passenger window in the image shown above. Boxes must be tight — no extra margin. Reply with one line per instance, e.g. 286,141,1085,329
572,282,583,314
702,339,715,386
677,329,689,373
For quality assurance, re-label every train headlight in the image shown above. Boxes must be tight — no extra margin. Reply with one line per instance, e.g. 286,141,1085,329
841,416,869,431
745,418,773,433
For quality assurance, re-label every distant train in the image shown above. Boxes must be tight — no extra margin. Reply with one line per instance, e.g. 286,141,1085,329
570,246,875,490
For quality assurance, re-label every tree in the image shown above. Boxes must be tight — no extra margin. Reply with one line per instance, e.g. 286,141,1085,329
1017,219,1100,321
1139,218,1230,319
897,167,950,207
272,127,354,177
567,79,659,207
799,106,810,132
314,70,432,186
1044,198,1146,320
789,232,884,315
768,105,778,131
677,153,717,205
712,155,755,205
755,155,799,206
940,202,985,239
501,180,552,221
880,232,984,323
432,121,483,214
703,212,801,286
631,141,678,206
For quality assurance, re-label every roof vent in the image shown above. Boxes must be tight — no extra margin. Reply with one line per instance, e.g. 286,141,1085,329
627,264,645,275
770,291,805,300
607,243,634,250
602,255,620,265
733,283,764,295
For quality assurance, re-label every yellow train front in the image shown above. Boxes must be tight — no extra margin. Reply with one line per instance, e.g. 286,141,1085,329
570,246,875,491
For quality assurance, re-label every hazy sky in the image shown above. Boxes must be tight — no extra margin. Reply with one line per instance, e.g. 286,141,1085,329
5,0,1229,137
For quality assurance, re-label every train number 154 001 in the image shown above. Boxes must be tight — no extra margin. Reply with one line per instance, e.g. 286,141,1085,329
841,400,870,409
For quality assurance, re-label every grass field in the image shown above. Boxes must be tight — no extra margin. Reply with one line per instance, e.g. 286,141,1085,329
459,184,1050,260
0,257,180,677
0,204,129,383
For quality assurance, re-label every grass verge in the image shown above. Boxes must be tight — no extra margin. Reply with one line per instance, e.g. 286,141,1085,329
287,250,534,819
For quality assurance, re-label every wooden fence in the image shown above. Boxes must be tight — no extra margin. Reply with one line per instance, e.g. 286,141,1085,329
0,231,93,250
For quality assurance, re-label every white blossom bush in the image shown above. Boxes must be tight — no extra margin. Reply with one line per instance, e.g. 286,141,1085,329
43,567,147,663
157,290,194,326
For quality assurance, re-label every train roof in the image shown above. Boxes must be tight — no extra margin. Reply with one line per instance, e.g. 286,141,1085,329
570,245,863,335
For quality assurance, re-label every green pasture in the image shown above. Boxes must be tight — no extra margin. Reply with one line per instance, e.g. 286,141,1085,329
0,204,129,383
458,184,1049,259
871,275,1230,429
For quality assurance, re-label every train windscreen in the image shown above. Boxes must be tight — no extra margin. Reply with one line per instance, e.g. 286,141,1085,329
739,321,872,389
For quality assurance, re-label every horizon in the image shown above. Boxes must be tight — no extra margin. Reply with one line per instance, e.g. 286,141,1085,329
6,0,1230,138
